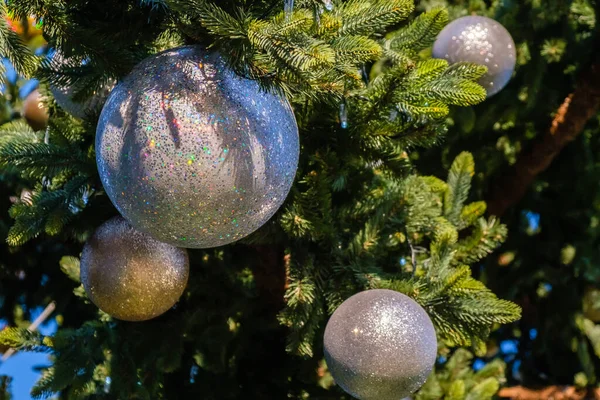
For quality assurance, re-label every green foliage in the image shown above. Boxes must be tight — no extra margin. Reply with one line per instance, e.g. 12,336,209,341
59,256,80,282
0,0,522,398
278,255,326,357
0,118,95,245
0,324,110,399
444,152,475,224
387,7,448,56
168,0,486,109
0,3,37,82
417,0,600,390
375,153,519,354
540,38,567,63
0,327,48,351
417,349,505,400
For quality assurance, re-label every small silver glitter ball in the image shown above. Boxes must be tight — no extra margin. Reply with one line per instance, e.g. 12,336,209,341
49,51,115,119
324,289,437,400
432,16,516,96
81,217,189,321
96,46,299,248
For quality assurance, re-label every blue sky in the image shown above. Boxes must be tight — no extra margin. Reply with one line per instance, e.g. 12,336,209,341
0,308,58,400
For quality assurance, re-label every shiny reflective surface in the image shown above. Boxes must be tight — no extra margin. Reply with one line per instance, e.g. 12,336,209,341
433,16,516,96
81,217,189,321
22,89,49,130
96,46,299,248
324,289,437,400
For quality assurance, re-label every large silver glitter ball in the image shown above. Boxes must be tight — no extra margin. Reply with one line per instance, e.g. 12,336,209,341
324,289,437,400
49,51,115,119
432,16,516,97
81,217,189,321
96,46,299,248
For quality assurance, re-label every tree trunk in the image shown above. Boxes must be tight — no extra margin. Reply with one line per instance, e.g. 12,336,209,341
487,58,600,217
498,386,600,400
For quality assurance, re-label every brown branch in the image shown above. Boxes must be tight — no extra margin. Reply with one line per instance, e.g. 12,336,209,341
498,386,600,400
486,59,600,217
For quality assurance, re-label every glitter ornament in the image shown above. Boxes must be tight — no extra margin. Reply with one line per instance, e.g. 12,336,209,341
22,89,49,130
96,46,299,249
323,289,437,400
81,217,189,321
50,51,115,119
432,16,516,97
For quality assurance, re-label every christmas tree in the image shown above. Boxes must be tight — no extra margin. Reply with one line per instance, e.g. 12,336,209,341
8,0,593,398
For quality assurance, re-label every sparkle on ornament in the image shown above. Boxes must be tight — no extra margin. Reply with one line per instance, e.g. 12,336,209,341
80,217,189,321
324,289,437,400
432,16,516,96
96,47,299,248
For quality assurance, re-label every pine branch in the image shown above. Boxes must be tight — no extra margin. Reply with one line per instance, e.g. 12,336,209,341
59,256,81,283
453,217,507,266
379,153,521,353
331,35,382,65
339,0,414,36
0,142,91,179
444,152,475,224
180,0,249,39
388,7,448,53
7,175,93,245
0,3,38,79
457,201,486,230
278,255,325,357
466,378,500,400
0,328,51,353
393,60,486,121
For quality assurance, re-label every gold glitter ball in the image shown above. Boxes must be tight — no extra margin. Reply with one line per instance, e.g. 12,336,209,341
81,217,189,321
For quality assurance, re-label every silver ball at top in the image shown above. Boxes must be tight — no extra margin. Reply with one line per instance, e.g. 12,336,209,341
96,46,299,249
432,16,516,97
323,289,437,400
49,51,115,119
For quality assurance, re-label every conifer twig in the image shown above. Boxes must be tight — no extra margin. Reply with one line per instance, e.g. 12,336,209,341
487,56,600,217
0,301,56,362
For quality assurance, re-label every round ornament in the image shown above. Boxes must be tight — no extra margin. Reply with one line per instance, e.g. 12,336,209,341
323,289,437,400
96,46,299,249
22,89,49,130
432,16,516,97
49,51,115,119
81,216,189,321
